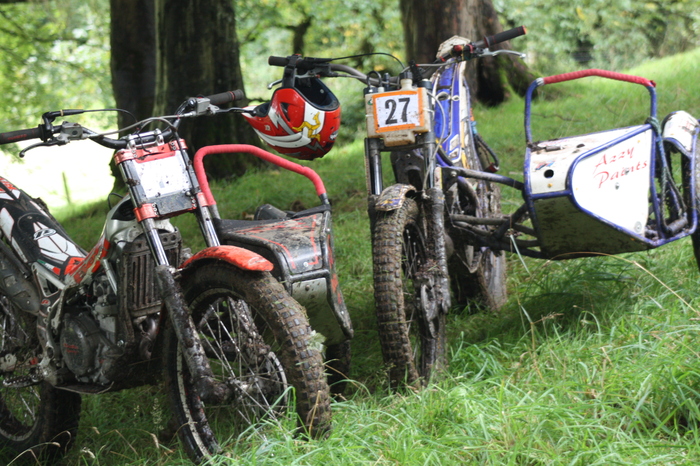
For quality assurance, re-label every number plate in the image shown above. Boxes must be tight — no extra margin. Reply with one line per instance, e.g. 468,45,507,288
136,152,192,199
372,89,426,133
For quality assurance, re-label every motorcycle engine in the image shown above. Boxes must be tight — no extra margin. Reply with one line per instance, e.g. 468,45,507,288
60,275,123,384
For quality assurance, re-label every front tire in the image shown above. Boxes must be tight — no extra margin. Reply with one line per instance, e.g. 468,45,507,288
164,263,331,463
372,198,446,389
0,295,81,464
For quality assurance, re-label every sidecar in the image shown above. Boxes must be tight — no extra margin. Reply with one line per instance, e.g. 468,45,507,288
521,70,700,259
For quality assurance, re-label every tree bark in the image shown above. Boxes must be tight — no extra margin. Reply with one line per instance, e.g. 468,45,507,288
399,0,533,105
110,0,156,130
154,0,262,178
109,0,157,190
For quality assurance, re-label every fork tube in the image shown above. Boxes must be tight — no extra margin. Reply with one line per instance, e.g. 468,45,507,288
195,202,221,248
365,137,384,196
423,130,437,190
425,186,451,315
141,218,171,266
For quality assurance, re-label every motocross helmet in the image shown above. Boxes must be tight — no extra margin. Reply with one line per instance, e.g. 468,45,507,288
243,77,341,160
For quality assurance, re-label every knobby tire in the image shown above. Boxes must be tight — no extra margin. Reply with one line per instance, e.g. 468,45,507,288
164,262,331,463
372,198,446,389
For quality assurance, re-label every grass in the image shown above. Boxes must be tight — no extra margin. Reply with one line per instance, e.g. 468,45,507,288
19,48,700,465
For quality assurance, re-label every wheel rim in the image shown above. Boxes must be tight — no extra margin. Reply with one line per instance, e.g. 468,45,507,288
178,291,289,435
0,296,41,441
401,221,437,379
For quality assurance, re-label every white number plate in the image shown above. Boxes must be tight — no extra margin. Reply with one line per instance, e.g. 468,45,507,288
136,152,191,198
372,90,425,133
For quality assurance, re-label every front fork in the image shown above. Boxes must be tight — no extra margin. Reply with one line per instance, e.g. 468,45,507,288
364,137,452,322
141,217,228,404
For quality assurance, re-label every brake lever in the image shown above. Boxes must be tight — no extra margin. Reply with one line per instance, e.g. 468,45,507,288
267,78,283,90
19,122,88,158
480,49,527,59
19,139,67,158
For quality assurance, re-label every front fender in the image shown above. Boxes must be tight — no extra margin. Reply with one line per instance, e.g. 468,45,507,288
180,245,273,272
375,184,416,212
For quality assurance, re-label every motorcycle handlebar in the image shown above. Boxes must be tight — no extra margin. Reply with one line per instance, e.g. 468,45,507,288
0,126,44,145
0,88,246,151
268,55,333,73
202,89,245,106
268,56,289,67
473,26,527,49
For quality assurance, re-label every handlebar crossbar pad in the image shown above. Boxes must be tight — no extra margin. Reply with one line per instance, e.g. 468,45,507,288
542,69,655,88
0,127,43,145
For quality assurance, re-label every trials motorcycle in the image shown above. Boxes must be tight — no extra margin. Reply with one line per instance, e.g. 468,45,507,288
0,91,336,463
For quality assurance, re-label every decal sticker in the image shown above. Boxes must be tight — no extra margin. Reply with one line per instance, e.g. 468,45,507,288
33,221,83,262
0,177,19,199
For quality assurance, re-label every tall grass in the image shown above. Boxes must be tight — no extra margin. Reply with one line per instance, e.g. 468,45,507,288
41,48,700,465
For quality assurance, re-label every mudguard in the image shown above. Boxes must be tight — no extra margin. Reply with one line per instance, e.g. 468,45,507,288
662,111,699,156
180,245,273,272
375,184,416,212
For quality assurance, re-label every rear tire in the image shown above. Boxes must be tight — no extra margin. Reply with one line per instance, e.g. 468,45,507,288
164,263,331,463
325,340,351,397
372,198,446,389
0,295,81,464
683,143,700,269
449,139,507,311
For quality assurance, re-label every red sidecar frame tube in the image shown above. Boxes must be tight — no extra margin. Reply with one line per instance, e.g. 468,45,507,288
524,69,658,144
542,69,655,88
193,144,328,207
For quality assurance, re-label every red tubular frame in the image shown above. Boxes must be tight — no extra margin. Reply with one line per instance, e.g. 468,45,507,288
193,144,327,206
542,69,655,88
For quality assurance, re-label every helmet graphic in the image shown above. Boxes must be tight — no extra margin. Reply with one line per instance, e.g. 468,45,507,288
243,77,341,160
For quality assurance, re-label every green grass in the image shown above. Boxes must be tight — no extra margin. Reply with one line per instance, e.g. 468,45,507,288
32,48,700,465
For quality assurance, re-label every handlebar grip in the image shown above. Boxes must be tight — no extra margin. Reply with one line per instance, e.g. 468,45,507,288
479,26,527,48
268,56,289,67
0,126,43,145
206,89,245,106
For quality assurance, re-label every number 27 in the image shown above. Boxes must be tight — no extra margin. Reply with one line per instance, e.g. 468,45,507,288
385,97,411,124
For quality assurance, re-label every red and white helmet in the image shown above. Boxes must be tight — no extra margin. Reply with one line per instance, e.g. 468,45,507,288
243,77,341,160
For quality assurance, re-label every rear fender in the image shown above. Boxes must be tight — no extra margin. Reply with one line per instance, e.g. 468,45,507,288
662,111,699,156
180,245,273,272
375,184,416,212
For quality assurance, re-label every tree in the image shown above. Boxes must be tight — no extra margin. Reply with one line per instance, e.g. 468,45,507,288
109,0,155,131
399,0,532,105
496,0,700,74
110,0,261,185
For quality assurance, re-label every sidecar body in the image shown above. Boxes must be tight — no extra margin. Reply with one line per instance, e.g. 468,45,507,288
522,71,700,259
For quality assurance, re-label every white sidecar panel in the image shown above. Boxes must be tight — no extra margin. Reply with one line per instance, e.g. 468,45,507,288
571,129,652,234
527,125,654,257
529,126,644,194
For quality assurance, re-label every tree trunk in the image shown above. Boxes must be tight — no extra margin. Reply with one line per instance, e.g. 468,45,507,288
154,0,262,178
109,0,157,191
399,0,533,105
110,0,156,130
